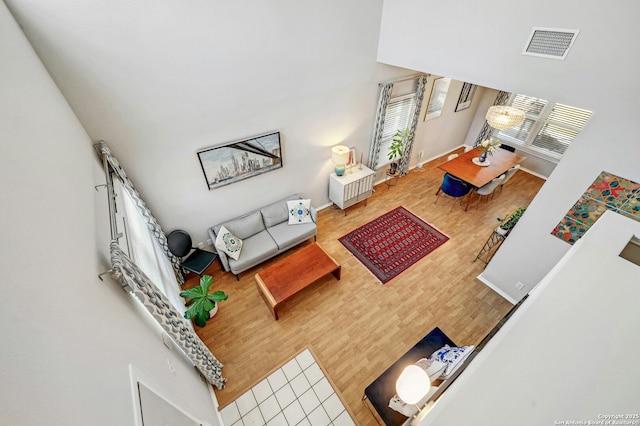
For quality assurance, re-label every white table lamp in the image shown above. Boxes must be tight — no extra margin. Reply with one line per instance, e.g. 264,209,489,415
396,364,431,405
331,145,350,176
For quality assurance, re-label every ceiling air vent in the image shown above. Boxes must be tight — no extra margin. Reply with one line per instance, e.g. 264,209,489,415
522,27,579,60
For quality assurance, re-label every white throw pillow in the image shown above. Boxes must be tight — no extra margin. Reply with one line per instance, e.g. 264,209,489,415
287,199,313,224
427,360,448,379
415,358,448,380
215,225,243,260
428,345,475,379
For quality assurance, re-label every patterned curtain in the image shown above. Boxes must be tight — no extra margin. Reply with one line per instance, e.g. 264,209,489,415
398,75,428,176
97,141,184,285
97,141,226,388
474,91,511,147
110,242,226,389
366,82,394,170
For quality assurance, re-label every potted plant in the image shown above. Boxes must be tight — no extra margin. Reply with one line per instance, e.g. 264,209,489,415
388,128,413,174
179,275,228,327
496,207,526,235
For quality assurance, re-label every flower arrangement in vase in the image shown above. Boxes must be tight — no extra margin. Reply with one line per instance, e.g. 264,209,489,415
477,138,502,163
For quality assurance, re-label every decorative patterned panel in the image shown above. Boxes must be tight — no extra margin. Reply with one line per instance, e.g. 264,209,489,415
552,171,640,244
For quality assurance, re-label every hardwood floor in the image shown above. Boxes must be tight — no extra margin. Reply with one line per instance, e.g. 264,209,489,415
188,149,545,425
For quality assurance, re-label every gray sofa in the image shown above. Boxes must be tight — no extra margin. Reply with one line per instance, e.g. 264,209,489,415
208,194,317,279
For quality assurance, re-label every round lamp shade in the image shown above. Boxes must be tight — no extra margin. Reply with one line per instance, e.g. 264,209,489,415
395,365,431,405
331,145,350,176
331,145,350,165
486,105,526,130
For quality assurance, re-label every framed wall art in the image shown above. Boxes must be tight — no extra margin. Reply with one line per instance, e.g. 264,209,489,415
424,77,451,121
455,82,477,112
346,147,356,169
551,171,640,245
197,131,283,190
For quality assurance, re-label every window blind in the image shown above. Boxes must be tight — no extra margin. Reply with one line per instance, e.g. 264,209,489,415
376,94,416,166
495,94,592,159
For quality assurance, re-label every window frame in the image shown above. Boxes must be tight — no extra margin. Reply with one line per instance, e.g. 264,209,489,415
112,177,186,316
492,93,592,162
375,92,417,167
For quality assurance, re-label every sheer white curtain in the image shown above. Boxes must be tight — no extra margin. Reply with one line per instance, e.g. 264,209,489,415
100,141,224,388
115,179,186,316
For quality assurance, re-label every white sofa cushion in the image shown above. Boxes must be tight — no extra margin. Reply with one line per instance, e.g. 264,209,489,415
267,221,316,250
260,199,290,228
227,231,279,272
222,211,265,240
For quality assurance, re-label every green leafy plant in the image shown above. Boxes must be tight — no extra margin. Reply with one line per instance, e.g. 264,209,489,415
388,128,414,161
498,207,526,231
179,275,228,327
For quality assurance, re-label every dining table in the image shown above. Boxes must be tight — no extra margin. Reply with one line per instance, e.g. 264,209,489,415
438,147,526,189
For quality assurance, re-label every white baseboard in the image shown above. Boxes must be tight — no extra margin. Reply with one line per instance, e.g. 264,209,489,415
476,273,518,304
519,166,548,181
422,145,468,165
316,202,334,211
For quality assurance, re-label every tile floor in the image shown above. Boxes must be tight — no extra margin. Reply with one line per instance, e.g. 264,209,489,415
219,349,355,426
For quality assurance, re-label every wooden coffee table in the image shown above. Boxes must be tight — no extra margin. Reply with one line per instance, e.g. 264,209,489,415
255,243,341,320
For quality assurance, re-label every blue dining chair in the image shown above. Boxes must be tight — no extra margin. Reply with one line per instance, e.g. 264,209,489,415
435,173,472,211
499,144,516,152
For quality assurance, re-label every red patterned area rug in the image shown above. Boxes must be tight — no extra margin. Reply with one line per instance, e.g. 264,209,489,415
339,206,449,284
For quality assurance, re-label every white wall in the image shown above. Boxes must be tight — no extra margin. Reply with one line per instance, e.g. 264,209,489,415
4,0,413,246
378,0,640,301
5,1,484,246
0,2,220,424
419,212,640,425
416,77,482,161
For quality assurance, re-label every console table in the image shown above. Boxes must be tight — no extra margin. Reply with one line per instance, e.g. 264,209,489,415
363,327,456,426
329,165,375,214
